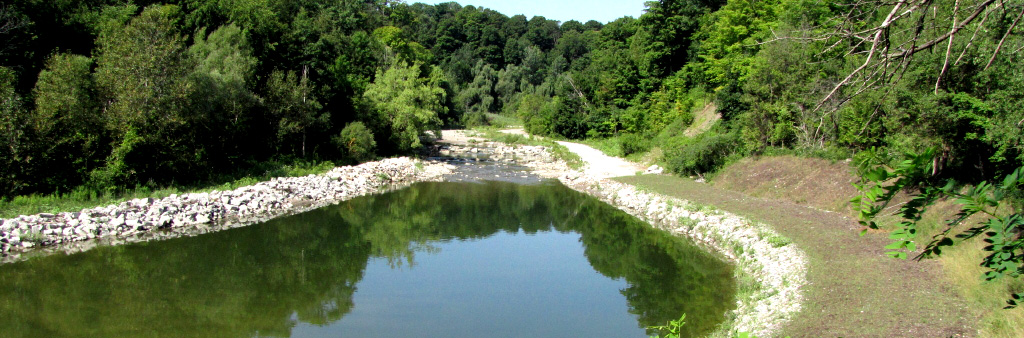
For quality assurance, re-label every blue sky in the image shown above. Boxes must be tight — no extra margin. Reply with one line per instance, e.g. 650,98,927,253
411,1,649,23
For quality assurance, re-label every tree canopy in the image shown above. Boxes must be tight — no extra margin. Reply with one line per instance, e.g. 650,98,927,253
0,0,1019,219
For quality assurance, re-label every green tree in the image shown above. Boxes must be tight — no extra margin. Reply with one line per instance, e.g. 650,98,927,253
637,0,727,77
455,60,497,117
693,0,781,88
92,4,197,187
189,23,261,162
265,67,326,158
373,25,432,65
494,64,526,111
335,121,376,163
362,62,445,151
0,66,27,196
561,20,585,34
94,4,194,136
523,16,559,51
30,53,105,191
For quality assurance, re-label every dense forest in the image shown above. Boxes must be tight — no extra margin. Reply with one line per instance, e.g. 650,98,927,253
0,0,1021,199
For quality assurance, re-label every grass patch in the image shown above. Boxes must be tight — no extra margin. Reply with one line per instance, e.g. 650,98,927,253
759,231,792,248
941,239,1024,338
679,216,699,229
547,143,584,170
709,154,1024,336
577,135,658,164
484,113,522,128
578,137,622,157
759,146,852,163
0,158,338,219
21,231,46,243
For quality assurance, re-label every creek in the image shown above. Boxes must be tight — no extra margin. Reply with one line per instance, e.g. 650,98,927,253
0,172,736,337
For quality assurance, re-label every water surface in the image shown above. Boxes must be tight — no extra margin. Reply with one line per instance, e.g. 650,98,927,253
0,181,735,337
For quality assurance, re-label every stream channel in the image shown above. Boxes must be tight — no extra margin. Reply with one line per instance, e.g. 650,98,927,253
0,160,737,338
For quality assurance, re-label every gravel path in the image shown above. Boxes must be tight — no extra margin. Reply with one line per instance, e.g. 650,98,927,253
555,141,646,178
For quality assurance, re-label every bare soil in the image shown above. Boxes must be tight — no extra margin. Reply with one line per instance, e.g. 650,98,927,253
685,102,721,137
712,155,861,213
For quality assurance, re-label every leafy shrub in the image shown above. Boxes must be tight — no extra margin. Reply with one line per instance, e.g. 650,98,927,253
335,122,376,162
620,133,652,156
518,94,556,136
665,130,740,176
715,80,748,121
461,111,488,128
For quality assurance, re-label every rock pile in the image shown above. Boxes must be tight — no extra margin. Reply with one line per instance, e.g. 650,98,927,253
427,143,554,164
0,157,454,262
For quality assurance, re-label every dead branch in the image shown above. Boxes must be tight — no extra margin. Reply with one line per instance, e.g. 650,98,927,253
937,0,962,94
817,1,925,106
564,74,593,112
954,3,995,65
984,5,1024,70
816,0,1000,109
882,0,997,59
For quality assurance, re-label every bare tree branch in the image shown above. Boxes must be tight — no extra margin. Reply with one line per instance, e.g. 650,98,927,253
954,3,995,65
564,74,593,112
814,0,1001,110
0,5,28,36
0,4,30,59
881,0,997,59
817,2,909,106
936,0,961,94
984,5,1024,70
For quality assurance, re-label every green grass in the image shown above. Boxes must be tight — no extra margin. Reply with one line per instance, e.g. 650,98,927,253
577,135,657,164
484,113,522,128
758,146,853,163
578,137,622,157
704,154,1023,337
0,158,338,219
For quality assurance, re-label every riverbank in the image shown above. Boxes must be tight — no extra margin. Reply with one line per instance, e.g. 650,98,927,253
433,130,809,337
1,139,808,337
0,157,455,263
515,148,807,338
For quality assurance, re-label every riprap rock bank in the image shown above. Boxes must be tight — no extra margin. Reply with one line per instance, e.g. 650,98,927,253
0,157,454,263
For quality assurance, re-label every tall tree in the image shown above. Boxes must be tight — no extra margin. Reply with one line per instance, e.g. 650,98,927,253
363,62,445,151
189,23,262,162
637,0,726,77
266,67,326,158
93,4,198,186
31,53,105,191
0,66,27,196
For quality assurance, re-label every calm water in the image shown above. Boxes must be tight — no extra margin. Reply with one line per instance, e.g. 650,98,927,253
0,181,735,338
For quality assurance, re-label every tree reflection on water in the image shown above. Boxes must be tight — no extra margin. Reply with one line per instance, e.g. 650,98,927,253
0,181,735,337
